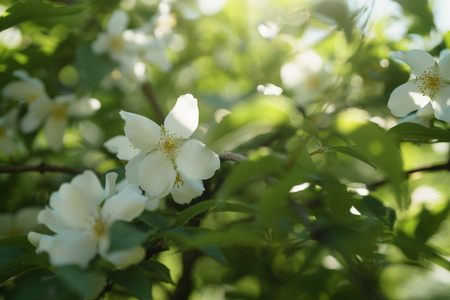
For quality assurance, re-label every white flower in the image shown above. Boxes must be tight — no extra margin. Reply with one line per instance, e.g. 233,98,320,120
28,171,148,269
92,9,171,78
0,207,43,238
20,94,101,151
388,49,450,123
120,94,220,204
0,108,18,156
2,70,47,104
398,101,435,127
280,50,331,104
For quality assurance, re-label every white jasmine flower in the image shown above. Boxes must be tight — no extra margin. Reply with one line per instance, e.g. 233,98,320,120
280,50,331,104
2,70,47,104
92,9,171,78
0,108,18,156
20,94,101,151
28,171,148,269
0,27,22,49
0,207,43,238
120,94,220,204
388,49,450,123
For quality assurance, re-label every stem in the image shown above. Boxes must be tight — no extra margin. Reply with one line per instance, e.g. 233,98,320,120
0,163,100,177
309,147,326,156
368,159,450,189
142,82,165,124
219,152,248,163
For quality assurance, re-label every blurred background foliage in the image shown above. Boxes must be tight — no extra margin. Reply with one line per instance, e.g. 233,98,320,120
1,0,450,299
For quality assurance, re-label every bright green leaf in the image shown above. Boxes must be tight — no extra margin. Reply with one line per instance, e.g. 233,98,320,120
388,122,450,143
0,2,86,32
327,145,376,169
173,200,218,227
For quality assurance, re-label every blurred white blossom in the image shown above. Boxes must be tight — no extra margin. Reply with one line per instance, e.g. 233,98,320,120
28,171,148,269
20,94,100,151
0,207,43,238
2,70,47,104
280,49,331,104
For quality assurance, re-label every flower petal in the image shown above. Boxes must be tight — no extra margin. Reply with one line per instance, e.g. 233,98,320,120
104,135,127,154
171,171,204,204
120,110,161,152
387,81,431,117
28,231,45,247
164,94,199,139
104,172,118,200
145,197,160,211
68,96,101,117
106,10,129,36
432,85,450,123
139,151,176,198
125,150,146,185
92,33,109,54
438,53,450,81
20,96,52,133
393,49,436,77
37,230,98,268
71,171,105,206
176,139,220,179
38,207,68,233
102,184,147,224
44,117,67,151
49,182,98,231
2,71,46,103
416,101,435,121
99,240,145,268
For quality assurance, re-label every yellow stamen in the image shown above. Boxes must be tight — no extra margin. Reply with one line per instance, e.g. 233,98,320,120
27,94,38,103
173,172,184,189
111,37,125,52
52,105,68,121
414,67,444,97
92,217,107,238
156,127,182,161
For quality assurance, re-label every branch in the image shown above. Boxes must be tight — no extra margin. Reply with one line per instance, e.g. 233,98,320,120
0,163,100,177
219,151,248,163
142,82,165,124
368,160,450,189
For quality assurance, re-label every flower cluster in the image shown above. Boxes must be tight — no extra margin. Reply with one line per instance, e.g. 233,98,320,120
1,70,100,152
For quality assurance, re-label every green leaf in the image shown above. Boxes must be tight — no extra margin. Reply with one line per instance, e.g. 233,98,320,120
0,235,35,251
388,122,450,143
327,145,376,169
173,200,218,227
415,202,450,246
337,116,407,208
76,44,118,92
108,266,152,300
138,210,170,231
58,266,103,299
109,221,149,252
0,246,30,268
0,2,86,32
138,260,174,284
210,202,258,215
298,117,321,146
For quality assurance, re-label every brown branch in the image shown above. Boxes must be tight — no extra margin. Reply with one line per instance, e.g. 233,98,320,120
0,163,101,177
219,151,248,163
368,160,450,189
142,82,165,124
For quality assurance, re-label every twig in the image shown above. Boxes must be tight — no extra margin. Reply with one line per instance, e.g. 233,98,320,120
93,281,114,300
219,152,248,163
368,160,450,189
0,163,101,177
142,82,165,124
